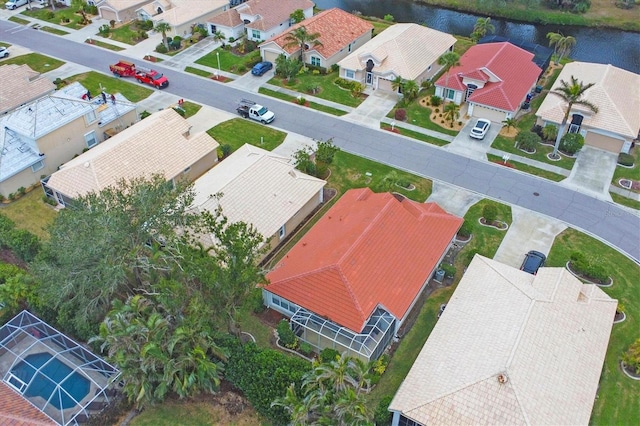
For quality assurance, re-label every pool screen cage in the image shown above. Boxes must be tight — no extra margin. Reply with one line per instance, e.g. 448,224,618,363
290,307,396,362
0,310,120,425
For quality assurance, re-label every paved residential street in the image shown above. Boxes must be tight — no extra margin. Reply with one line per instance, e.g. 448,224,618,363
1,20,638,262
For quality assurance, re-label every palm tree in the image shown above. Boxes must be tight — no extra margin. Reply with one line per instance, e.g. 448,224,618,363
556,35,577,64
437,52,461,103
391,75,404,94
502,117,517,133
284,26,323,63
443,102,461,127
471,17,495,42
155,22,172,51
403,80,420,102
548,76,598,158
546,32,562,64
212,30,226,47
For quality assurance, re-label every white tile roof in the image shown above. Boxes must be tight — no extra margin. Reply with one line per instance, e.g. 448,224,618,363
0,64,55,115
150,0,228,26
191,144,325,243
536,62,640,139
337,23,456,80
389,255,617,426
46,109,219,199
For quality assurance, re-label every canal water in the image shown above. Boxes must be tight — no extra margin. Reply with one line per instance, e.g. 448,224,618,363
315,0,640,73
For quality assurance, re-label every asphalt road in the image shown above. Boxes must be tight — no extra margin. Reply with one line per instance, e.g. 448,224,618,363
3,21,639,263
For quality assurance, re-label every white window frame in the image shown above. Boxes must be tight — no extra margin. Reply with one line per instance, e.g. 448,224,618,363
85,109,97,124
251,29,260,39
444,88,455,101
84,130,98,148
31,160,44,172
183,166,191,175
279,224,286,239
345,69,355,79
310,56,321,67
348,43,353,52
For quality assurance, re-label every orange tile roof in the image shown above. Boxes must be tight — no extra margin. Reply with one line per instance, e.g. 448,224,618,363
264,8,373,59
266,188,462,332
0,383,55,426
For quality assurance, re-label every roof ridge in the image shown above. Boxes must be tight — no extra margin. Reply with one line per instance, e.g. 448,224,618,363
335,264,367,324
596,72,635,135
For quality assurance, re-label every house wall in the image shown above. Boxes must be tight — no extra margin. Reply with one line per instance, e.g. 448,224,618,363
323,30,372,68
209,24,243,41
100,5,143,23
0,164,44,198
183,150,219,183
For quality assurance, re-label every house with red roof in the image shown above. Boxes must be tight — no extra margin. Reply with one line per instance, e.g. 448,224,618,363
435,42,542,122
263,188,462,361
258,8,373,70
0,382,55,426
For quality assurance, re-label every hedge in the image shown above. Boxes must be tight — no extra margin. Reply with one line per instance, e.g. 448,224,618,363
0,214,40,262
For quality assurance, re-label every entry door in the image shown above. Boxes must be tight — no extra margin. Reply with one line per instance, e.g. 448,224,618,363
366,72,373,85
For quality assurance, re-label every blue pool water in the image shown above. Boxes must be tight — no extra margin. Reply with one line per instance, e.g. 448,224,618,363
11,353,90,410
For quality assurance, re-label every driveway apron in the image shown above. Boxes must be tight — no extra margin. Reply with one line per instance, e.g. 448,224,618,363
445,120,499,161
560,145,617,201
426,182,483,217
343,91,398,128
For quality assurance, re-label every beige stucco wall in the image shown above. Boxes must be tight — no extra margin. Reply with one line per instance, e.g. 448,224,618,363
183,150,219,182
322,30,372,68
0,167,42,198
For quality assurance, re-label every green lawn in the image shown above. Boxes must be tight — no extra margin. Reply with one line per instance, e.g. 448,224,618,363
86,39,124,52
388,94,459,137
8,16,30,25
492,134,576,171
40,26,69,36
207,119,287,152
547,229,640,424
0,53,64,73
487,154,566,182
22,7,88,30
267,70,365,108
185,66,212,78
107,23,145,45
0,191,56,240
66,71,153,103
179,101,201,119
0,42,10,48
610,192,640,210
196,48,261,74
612,147,639,190
259,87,348,116
380,123,449,147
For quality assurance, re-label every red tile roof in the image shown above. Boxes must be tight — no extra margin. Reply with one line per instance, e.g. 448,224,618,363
436,42,541,112
265,188,462,332
0,383,55,426
263,8,373,59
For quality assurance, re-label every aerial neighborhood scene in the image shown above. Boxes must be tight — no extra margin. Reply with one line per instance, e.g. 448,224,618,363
0,0,639,424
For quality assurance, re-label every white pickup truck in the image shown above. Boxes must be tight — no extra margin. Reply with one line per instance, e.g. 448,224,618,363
236,99,275,124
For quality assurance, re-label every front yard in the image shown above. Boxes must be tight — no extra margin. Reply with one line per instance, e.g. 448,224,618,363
22,6,93,30
267,70,365,108
65,71,153,103
0,52,64,73
196,48,261,75
206,119,287,152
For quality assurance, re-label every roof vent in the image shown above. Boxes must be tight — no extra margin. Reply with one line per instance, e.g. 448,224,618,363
497,373,508,384
84,162,90,168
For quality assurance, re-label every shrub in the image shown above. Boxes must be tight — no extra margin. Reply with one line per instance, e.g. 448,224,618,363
334,77,361,91
237,64,247,73
618,153,634,167
228,36,235,43
319,348,340,363
622,338,640,375
440,263,456,278
276,319,297,349
138,30,148,40
394,108,407,121
17,187,26,196
542,124,558,142
155,43,168,54
42,196,57,206
330,63,339,73
531,124,544,138
482,204,498,222
384,14,394,22
570,252,609,282
45,11,55,19
0,214,40,262
98,24,110,36
296,96,307,105
457,219,473,238
312,69,320,75
219,144,231,159
430,95,442,107
85,4,98,15
463,249,479,266
299,342,313,356
374,395,394,426
173,107,186,117
560,132,584,155
515,131,541,152
139,110,151,119
142,19,154,30
435,108,439,113
109,19,116,28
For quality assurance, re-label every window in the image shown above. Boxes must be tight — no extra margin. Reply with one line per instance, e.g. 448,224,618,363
252,29,260,39
183,166,191,174
84,131,98,148
427,65,432,71
348,43,353,52
398,415,423,426
279,225,286,239
310,56,321,67
444,88,455,101
85,109,97,124
31,160,44,172
345,69,355,79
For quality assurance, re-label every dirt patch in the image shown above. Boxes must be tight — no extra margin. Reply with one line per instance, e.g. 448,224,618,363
499,127,518,138
418,97,464,132
0,248,27,268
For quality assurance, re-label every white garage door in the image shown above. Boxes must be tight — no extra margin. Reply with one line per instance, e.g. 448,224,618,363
262,50,281,64
472,105,507,123
584,132,624,153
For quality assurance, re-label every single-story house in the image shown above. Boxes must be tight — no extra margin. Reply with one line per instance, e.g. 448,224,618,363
208,0,314,42
263,188,462,362
337,23,456,93
0,64,55,115
0,382,56,425
96,0,154,23
435,42,542,122
536,62,640,154
478,35,552,74
43,108,219,206
0,82,137,199
137,0,229,37
190,144,325,256
389,254,617,426
259,8,373,70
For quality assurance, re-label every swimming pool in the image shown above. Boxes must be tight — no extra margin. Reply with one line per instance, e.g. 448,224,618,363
10,352,90,410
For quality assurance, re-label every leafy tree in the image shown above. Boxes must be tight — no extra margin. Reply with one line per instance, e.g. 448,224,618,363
482,204,498,223
315,137,340,165
471,17,495,42
515,131,541,152
437,52,461,103
289,9,305,24
275,54,303,81
379,171,400,193
443,102,460,127
548,76,598,157
430,95,442,107
155,21,172,51
71,0,90,25
384,14,394,22
560,132,584,155
292,145,316,176
284,26,323,63
502,117,517,133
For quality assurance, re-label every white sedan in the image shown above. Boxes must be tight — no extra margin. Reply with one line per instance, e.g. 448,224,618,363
470,119,491,140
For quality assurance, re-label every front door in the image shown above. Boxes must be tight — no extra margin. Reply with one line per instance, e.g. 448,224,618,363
366,72,373,85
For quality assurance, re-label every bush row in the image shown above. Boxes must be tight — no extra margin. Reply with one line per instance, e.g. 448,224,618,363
570,251,608,282
0,214,40,262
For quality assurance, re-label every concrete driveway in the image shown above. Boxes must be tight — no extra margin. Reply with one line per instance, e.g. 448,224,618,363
228,68,274,93
343,90,398,128
493,206,567,268
445,119,500,161
426,181,483,217
561,145,617,201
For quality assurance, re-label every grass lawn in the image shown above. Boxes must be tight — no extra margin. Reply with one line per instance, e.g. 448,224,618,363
196,48,261,74
179,101,201,119
0,191,56,240
107,22,146,45
87,39,124,52
207,119,287,152
22,7,87,30
388,95,458,137
259,87,348,116
610,193,640,210
546,229,640,424
380,123,449,147
0,42,10,48
487,154,566,182
185,66,212,78
8,16,30,25
611,147,639,190
0,53,64,73
40,26,69,36
66,71,153,103
267,70,365,108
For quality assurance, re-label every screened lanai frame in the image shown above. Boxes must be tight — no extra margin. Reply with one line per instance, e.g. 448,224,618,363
291,307,396,362
0,310,120,426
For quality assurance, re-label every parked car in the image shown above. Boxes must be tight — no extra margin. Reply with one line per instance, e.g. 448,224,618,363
5,0,28,10
520,250,546,275
470,118,491,140
251,61,273,76
0,47,8,59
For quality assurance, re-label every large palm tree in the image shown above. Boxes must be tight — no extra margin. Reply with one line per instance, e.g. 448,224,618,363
284,26,323,63
548,76,598,158
437,52,461,103
403,80,420,102
547,32,576,65
443,102,461,127
471,17,495,42
155,21,172,50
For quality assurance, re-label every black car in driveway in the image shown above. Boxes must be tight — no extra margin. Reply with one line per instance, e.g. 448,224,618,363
520,250,546,275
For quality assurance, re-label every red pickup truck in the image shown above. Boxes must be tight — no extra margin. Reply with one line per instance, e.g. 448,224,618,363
109,60,169,89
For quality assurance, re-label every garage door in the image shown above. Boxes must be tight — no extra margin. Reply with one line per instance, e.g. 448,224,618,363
262,50,281,64
584,132,624,153
472,105,507,123
99,8,117,22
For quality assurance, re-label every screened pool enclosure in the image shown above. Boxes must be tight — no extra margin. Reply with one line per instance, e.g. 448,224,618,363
0,311,120,425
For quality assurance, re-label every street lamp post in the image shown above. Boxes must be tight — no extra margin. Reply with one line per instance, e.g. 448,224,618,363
216,51,221,75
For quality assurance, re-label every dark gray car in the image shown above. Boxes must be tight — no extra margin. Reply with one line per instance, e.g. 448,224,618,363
520,250,546,275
